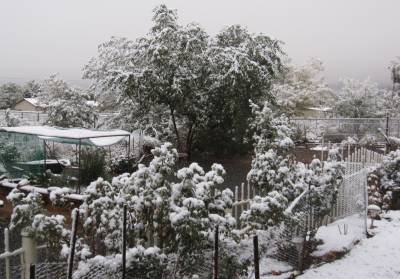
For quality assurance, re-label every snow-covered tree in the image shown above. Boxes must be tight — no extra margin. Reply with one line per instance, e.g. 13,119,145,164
0,82,24,109
39,74,98,128
84,5,284,156
335,77,383,118
273,58,334,116
246,100,303,201
389,57,400,95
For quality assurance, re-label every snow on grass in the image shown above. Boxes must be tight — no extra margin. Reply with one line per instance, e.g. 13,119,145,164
299,211,400,279
312,214,366,257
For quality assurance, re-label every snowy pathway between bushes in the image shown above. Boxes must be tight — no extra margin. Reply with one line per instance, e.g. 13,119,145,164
299,211,400,279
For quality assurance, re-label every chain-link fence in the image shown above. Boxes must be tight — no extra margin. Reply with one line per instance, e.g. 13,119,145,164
292,117,400,143
231,146,383,273
0,110,115,128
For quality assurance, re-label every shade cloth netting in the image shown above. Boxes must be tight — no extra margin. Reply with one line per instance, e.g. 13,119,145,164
0,126,130,147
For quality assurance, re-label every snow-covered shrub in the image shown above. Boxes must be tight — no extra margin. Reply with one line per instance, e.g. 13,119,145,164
241,191,288,231
0,142,20,167
72,142,236,277
4,109,20,127
80,178,124,254
247,100,306,203
169,162,235,275
7,189,43,232
372,149,400,210
80,148,108,185
307,148,345,218
72,246,167,279
359,134,379,146
32,214,70,261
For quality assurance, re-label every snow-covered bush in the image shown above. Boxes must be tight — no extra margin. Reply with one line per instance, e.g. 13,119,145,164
0,142,20,166
65,142,237,276
72,246,167,279
241,191,288,231
7,189,43,232
32,214,70,261
247,100,305,203
371,149,400,210
4,109,21,126
80,178,124,254
307,148,345,218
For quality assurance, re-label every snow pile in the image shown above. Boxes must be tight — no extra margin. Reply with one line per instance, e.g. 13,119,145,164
312,214,365,257
299,211,400,279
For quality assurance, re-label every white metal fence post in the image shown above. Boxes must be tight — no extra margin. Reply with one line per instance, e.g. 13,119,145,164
21,229,37,279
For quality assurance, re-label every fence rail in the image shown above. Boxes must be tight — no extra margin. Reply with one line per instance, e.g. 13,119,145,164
292,117,400,143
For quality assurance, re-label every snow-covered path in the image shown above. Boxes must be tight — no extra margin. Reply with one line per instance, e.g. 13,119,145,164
299,211,400,279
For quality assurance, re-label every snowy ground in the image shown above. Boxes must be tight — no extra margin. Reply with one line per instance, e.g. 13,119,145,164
299,211,400,279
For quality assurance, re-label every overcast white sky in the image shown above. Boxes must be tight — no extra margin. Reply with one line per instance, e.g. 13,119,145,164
1,0,399,87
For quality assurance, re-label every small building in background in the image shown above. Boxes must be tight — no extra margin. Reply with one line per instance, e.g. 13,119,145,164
13,98,42,111
303,106,334,118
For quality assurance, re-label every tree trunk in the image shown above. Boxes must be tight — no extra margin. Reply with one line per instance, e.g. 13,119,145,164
170,106,181,151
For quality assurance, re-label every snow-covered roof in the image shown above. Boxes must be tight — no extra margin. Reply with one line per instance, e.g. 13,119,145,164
306,107,332,112
22,98,41,107
86,100,99,107
0,126,130,147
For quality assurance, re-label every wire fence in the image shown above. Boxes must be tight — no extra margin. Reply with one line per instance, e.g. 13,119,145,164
0,110,115,128
231,145,383,271
1,145,383,279
292,117,400,143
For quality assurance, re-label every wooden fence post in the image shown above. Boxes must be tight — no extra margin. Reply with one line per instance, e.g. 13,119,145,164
122,205,127,279
253,234,260,279
67,209,79,279
213,226,219,279
320,138,324,161
234,186,239,228
30,264,35,279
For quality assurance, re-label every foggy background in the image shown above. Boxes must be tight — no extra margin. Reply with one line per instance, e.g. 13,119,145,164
1,0,399,87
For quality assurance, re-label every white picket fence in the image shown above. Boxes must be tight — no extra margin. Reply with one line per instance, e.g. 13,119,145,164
231,145,384,228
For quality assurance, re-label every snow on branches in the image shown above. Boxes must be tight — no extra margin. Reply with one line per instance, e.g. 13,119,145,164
39,74,98,128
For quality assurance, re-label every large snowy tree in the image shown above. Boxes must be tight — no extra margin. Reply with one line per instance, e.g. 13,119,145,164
272,58,334,116
0,82,24,109
39,75,98,128
83,5,284,156
334,77,384,118
389,57,400,95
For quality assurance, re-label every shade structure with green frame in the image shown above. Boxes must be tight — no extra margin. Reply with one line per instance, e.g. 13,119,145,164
0,126,131,192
